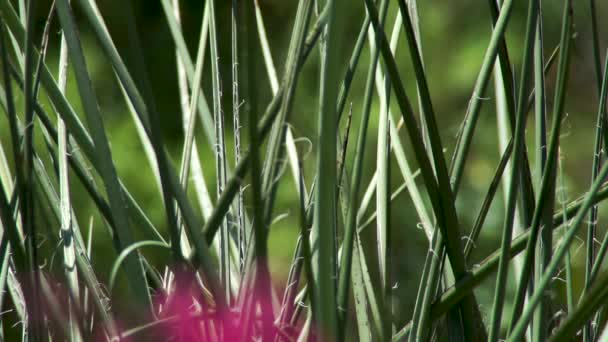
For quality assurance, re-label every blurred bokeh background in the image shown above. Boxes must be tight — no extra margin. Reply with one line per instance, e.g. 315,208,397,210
1,0,608,331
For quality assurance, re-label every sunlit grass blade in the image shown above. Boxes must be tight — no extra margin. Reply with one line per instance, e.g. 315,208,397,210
254,0,306,200
0,233,9,335
171,0,214,224
54,0,153,313
109,241,170,292
121,0,189,266
373,12,401,337
71,0,224,306
0,152,26,271
5,74,164,246
171,0,213,264
1,1,604,340
159,0,215,146
357,171,422,232
206,0,232,302
230,0,245,273
0,134,10,314
0,50,164,251
0,19,26,270
363,118,432,238
259,0,311,231
197,2,360,249
56,17,83,342
291,162,316,339
32,146,120,338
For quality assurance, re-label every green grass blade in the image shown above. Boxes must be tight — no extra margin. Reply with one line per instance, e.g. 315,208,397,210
510,42,598,342
335,12,369,122
254,0,307,200
487,0,537,233
122,0,189,263
532,18,552,342
414,234,444,341
72,0,224,305
171,0,213,223
311,0,346,339
198,2,363,248
207,0,232,302
581,50,608,341
507,0,572,333
584,39,608,342
21,2,42,337
176,0,209,262
351,240,372,342
336,165,370,341
0,20,26,269
54,0,152,313
588,0,602,94
449,0,515,192
557,150,574,314
231,0,245,273
0,233,9,335
336,0,389,336
245,0,273,337
488,1,538,337
366,0,487,338
159,0,215,146
546,271,608,342
368,0,462,282
434,181,608,315
56,19,83,342
464,139,513,259
0,5,165,247
109,241,170,292
374,12,401,337
259,0,311,230
0,158,26,271
33,153,118,339
355,232,388,341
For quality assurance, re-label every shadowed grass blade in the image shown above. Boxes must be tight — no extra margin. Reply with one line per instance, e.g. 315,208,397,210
488,1,538,339
507,0,572,334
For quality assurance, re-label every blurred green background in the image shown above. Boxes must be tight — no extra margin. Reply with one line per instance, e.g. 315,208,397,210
1,0,608,330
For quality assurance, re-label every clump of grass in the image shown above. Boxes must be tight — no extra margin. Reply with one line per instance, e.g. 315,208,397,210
0,0,607,341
